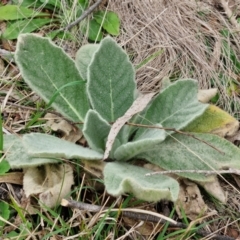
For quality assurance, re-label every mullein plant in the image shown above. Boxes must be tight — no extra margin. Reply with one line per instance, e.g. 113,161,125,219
3,34,240,207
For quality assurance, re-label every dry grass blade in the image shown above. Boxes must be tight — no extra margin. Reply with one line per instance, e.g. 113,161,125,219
107,0,240,116
103,92,156,160
61,198,177,224
61,198,236,240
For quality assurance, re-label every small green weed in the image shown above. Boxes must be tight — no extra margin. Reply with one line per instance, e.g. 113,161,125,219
0,1,120,41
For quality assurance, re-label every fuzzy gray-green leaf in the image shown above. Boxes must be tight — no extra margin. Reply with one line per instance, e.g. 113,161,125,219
75,44,99,80
104,162,179,201
137,79,208,135
15,34,89,122
23,133,103,160
103,93,155,160
4,135,60,169
88,36,136,122
83,109,111,153
114,125,166,161
140,132,240,182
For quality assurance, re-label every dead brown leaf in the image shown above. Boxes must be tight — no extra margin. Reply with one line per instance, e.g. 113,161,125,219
226,129,240,143
103,93,156,160
199,177,227,203
23,164,74,208
45,113,82,143
198,88,218,103
176,179,207,220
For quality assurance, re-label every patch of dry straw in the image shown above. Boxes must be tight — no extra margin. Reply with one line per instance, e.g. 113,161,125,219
106,0,240,116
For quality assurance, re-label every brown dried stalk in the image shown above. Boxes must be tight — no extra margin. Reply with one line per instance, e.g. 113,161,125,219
61,198,235,240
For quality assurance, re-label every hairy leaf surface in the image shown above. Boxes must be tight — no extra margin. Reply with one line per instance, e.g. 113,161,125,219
4,135,60,168
114,125,166,161
104,162,179,201
75,44,99,80
88,36,136,122
15,34,89,122
184,105,239,137
136,79,208,138
83,110,111,153
104,93,155,160
23,133,103,160
140,133,240,182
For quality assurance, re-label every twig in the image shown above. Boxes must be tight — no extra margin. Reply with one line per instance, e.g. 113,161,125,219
1,100,67,119
2,101,55,113
145,168,240,177
62,198,103,212
61,198,176,224
61,198,235,240
61,0,103,32
126,122,225,155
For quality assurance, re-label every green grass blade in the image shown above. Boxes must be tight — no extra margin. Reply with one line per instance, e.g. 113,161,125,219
135,49,164,70
45,80,85,109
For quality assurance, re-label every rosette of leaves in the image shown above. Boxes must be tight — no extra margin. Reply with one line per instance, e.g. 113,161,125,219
4,34,240,205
